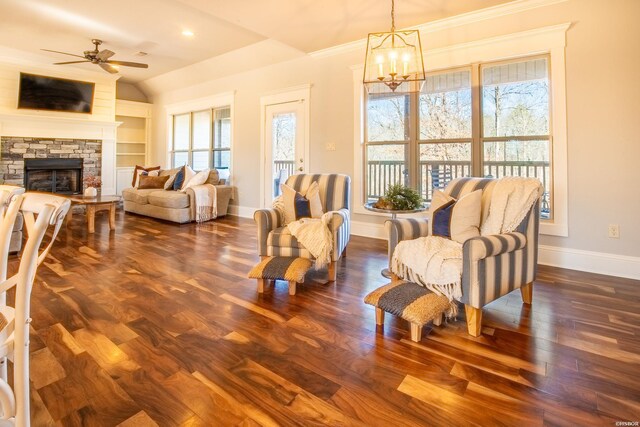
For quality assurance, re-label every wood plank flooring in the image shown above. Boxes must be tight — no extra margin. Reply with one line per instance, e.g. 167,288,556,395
14,210,640,426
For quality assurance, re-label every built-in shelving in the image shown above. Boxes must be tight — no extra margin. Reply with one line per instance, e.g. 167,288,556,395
115,99,152,195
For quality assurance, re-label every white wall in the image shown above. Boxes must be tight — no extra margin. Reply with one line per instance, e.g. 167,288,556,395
116,81,148,103
141,0,640,276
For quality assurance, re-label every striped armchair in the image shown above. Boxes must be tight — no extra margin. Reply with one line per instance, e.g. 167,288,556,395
385,177,540,336
254,174,351,281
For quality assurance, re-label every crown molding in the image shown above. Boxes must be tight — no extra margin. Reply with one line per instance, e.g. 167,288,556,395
309,0,569,59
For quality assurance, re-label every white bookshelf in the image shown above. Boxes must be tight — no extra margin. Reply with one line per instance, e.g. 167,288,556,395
115,100,152,195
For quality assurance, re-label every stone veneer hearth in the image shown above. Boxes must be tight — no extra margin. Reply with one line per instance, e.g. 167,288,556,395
0,137,101,187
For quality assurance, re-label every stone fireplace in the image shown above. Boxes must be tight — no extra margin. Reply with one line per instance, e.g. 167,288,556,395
0,136,101,191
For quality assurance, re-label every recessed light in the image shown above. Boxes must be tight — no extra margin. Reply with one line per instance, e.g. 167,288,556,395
182,29,194,37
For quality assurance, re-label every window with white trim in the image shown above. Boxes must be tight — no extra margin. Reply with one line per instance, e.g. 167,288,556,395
171,106,232,175
364,55,552,218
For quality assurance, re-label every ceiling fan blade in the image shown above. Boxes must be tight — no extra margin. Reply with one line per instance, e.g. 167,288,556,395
99,63,119,74
54,61,90,65
96,49,115,61
105,60,148,69
41,49,86,59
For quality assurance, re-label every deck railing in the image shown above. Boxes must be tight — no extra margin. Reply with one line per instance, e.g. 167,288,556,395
367,159,551,214
274,160,295,178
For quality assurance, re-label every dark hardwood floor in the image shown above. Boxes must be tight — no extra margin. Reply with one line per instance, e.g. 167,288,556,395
17,209,640,425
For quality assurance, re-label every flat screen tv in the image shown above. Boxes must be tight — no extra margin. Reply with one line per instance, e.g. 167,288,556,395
18,73,95,114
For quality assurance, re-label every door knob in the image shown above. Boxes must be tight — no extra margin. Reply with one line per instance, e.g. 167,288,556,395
298,167,303,172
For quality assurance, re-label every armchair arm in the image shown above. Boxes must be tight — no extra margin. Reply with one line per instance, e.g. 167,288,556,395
384,218,430,267
254,208,282,256
463,232,527,262
325,209,350,261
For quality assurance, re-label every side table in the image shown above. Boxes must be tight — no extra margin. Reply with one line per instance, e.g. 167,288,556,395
66,195,121,234
364,202,427,279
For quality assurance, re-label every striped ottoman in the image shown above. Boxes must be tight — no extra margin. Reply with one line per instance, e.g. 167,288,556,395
364,281,451,342
248,257,313,296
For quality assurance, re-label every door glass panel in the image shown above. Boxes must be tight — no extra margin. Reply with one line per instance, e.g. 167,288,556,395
272,112,296,197
173,114,190,151
192,110,211,150
366,144,407,202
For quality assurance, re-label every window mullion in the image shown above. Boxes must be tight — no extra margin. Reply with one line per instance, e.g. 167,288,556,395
471,62,482,177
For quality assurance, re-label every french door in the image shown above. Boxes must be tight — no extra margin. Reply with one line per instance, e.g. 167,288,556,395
263,101,306,205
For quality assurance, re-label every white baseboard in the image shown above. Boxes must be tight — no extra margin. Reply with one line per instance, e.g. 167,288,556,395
538,245,640,281
350,220,640,280
227,205,256,219
351,220,386,240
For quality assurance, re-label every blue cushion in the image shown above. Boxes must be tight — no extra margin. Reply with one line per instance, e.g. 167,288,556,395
293,192,312,220
432,200,456,238
172,166,186,191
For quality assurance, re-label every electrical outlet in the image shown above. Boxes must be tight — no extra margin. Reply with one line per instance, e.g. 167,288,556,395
326,142,336,151
608,224,620,239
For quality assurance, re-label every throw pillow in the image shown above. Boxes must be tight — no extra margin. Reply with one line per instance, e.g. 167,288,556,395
179,166,196,190
206,169,220,185
429,190,482,243
138,175,170,189
281,182,323,225
180,168,210,192
132,165,160,187
172,166,186,191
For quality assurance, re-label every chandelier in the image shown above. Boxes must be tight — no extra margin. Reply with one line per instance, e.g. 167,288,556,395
363,0,426,94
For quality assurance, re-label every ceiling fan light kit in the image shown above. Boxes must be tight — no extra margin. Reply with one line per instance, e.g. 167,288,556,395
363,0,426,94
42,39,149,74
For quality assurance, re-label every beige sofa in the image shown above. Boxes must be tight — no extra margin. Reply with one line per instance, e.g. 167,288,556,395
122,168,233,224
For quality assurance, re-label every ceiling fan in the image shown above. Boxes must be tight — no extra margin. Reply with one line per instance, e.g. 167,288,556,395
42,39,148,74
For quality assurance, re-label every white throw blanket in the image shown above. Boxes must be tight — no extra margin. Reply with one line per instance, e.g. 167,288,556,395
287,213,333,269
391,236,463,303
481,177,543,235
190,184,217,222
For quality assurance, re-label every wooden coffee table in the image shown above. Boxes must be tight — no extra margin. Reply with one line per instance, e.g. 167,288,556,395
66,195,121,233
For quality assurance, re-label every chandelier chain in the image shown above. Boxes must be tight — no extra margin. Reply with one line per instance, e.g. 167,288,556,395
391,0,395,31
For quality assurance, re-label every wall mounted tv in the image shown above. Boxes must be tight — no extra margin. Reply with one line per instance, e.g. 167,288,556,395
18,73,95,114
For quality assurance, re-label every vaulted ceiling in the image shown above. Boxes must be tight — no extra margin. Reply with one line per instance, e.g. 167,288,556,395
0,0,513,82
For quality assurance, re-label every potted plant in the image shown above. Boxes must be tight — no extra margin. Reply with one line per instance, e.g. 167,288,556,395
83,174,102,198
373,183,423,210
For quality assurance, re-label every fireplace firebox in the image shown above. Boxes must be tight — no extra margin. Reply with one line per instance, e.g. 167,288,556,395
24,158,83,194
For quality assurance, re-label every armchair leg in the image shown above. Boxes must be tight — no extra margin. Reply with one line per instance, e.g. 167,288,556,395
464,305,482,337
375,308,384,326
257,279,265,293
328,261,337,282
521,282,533,305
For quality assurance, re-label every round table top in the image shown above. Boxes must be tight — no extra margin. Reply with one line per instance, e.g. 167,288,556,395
363,202,427,215
67,195,121,204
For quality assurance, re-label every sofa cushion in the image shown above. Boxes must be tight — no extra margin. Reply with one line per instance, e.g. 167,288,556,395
147,190,190,209
267,226,304,249
206,169,220,185
122,188,157,205
13,212,23,232
138,175,170,189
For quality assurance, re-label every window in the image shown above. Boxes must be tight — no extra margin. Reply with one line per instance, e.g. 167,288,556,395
171,106,232,175
364,55,552,218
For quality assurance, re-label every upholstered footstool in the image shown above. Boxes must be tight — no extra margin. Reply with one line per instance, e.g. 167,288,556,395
248,257,313,296
364,281,451,342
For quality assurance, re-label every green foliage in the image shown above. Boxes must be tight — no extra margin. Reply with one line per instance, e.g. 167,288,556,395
382,184,423,210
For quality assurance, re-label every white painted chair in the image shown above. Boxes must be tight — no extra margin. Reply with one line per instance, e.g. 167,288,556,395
0,193,70,426
0,187,26,387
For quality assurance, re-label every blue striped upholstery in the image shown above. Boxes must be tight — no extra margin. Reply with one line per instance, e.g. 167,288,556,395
386,177,541,309
254,174,351,264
